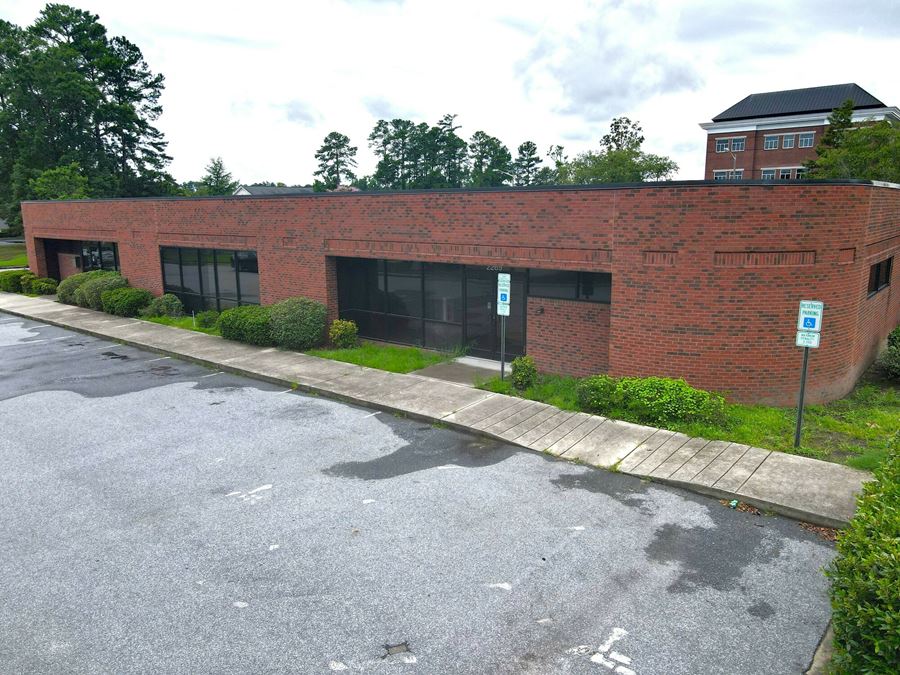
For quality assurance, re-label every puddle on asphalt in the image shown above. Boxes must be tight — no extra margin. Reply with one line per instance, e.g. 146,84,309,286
101,351,129,360
644,522,783,593
550,471,651,512
747,600,775,619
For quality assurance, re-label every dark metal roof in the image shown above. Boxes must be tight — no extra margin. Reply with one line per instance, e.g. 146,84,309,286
236,185,313,196
712,83,885,122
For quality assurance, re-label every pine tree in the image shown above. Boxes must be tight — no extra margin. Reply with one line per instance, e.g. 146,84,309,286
314,132,357,190
512,141,542,185
200,157,239,195
468,131,512,187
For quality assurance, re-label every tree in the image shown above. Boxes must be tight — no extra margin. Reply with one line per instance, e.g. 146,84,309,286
558,117,677,184
28,163,89,200
435,114,468,188
817,99,855,152
0,5,175,229
512,141,542,186
314,131,357,190
806,119,900,182
468,131,511,187
200,157,239,195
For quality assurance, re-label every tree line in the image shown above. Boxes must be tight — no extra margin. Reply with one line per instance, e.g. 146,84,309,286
311,114,680,191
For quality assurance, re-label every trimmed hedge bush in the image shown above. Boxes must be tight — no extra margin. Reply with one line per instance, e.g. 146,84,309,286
827,444,899,674
18,272,37,293
269,297,327,350
577,374,618,412
101,287,153,317
576,374,724,426
0,269,33,293
73,272,128,310
329,319,358,349
140,293,184,318
29,277,58,295
511,355,537,390
195,310,220,329
57,270,116,305
219,305,273,346
888,325,900,350
879,344,900,380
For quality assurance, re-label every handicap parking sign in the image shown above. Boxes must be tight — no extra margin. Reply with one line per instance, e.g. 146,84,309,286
803,317,816,329
500,293,508,302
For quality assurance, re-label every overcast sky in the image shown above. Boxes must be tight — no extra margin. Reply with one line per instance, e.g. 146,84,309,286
3,0,898,184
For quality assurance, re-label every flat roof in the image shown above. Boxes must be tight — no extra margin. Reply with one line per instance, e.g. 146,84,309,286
20,179,896,205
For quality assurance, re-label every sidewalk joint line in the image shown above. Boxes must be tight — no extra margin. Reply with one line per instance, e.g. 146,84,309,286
661,440,711,480
710,444,754,490
630,433,690,474
733,450,772,495
515,410,575,446
557,416,606,456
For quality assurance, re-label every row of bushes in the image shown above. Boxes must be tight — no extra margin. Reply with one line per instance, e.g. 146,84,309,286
217,297,334,350
56,270,184,319
509,354,725,426
827,441,899,673
0,269,58,295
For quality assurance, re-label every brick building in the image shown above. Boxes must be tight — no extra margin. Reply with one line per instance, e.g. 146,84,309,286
701,83,900,181
21,180,899,405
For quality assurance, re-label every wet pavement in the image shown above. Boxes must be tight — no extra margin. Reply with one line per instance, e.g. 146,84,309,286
0,312,835,674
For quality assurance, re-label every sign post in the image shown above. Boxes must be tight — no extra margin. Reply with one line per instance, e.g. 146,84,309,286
794,300,823,448
497,273,511,380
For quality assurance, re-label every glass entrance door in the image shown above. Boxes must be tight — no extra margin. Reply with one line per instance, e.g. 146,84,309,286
464,267,525,360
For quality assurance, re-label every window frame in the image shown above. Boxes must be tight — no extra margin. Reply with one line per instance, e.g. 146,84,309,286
159,246,259,311
779,168,793,180
526,268,611,304
763,135,779,150
730,137,746,152
868,257,893,296
715,138,729,153
760,169,776,180
782,134,796,149
798,132,815,148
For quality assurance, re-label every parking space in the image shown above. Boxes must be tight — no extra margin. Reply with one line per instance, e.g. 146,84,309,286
0,313,835,674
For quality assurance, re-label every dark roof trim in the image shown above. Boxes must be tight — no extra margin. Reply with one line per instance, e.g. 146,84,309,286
20,179,889,205
713,83,886,122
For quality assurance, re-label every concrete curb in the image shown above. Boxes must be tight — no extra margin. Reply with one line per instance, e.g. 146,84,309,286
0,294,869,528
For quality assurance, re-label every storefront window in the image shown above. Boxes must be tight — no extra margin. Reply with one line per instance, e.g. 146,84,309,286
160,246,259,311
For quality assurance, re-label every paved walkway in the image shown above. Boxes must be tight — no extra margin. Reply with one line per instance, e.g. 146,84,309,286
0,292,870,527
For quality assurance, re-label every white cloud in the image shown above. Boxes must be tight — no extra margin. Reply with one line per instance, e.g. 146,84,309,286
2,0,897,183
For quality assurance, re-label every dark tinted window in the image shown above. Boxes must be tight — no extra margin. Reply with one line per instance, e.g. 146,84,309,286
200,249,218,297
424,263,462,323
180,248,201,294
237,251,259,304
160,246,259,309
386,260,422,317
868,257,893,295
216,250,238,299
528,269,577,299
161,247,181,289
579,272,611,303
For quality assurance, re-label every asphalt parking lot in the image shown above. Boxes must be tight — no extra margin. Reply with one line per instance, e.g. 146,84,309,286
0,312,835,674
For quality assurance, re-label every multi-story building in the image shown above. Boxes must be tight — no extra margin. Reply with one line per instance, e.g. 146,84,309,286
700,83,900,180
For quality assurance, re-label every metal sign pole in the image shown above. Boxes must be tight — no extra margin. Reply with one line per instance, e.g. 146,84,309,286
794,346,810,448
500,315,507,381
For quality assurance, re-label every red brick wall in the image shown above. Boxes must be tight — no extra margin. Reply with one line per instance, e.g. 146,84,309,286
526,298,609,377
705,125,822,179
57,253,80,279
21,182,900,405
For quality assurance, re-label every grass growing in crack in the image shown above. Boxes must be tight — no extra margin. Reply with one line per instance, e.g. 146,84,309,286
307,342,452,374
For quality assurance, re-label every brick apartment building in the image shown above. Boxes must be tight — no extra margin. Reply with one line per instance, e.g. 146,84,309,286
701,83,900,181
21,180,899,406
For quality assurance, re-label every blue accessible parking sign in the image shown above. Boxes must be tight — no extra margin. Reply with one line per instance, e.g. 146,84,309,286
500,293,508,302
803,317,817,329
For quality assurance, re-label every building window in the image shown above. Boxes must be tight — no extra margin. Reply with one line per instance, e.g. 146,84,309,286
731,137,746,152
799,132,815,148
713,170,743,181
764,135,779,150
527,269,611,303
160,246,259,312
782,134,795,149
779,168,792,180
795,167,808,179
80,241,119,272
715,138,729,152
868,257,893,295
761,169,776,180
713,170,728,181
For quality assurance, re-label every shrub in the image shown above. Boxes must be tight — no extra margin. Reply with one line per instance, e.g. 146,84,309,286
29,277,58,295
73,272,127,310
878,344,900,380
18,272,37,293
827,444,899,674
888,325,900,350
614,376,725,426
57,269,117,305
0,269,33,293
576,374,618,412
195,310,219,329
140,293,184,318
329,319,358,349
101,287,153,317
268,296,327,350
219,305,273,346
511,355,538,390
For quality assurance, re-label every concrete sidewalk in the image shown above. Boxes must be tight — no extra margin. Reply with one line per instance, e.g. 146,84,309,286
0,292,870,527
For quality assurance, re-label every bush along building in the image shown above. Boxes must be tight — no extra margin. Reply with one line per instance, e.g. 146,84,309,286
700,83,900,181
21,179,899,405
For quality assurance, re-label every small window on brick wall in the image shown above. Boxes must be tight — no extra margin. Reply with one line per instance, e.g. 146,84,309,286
528,269,611,303
868,257,893,296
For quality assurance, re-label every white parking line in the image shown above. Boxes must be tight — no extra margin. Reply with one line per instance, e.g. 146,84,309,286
147,356,171,362
199,372,223,379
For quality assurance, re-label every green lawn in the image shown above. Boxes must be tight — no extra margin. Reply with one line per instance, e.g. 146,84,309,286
307,342,453,373
144,315,220,335
477,368,899,471
0,244,28,268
